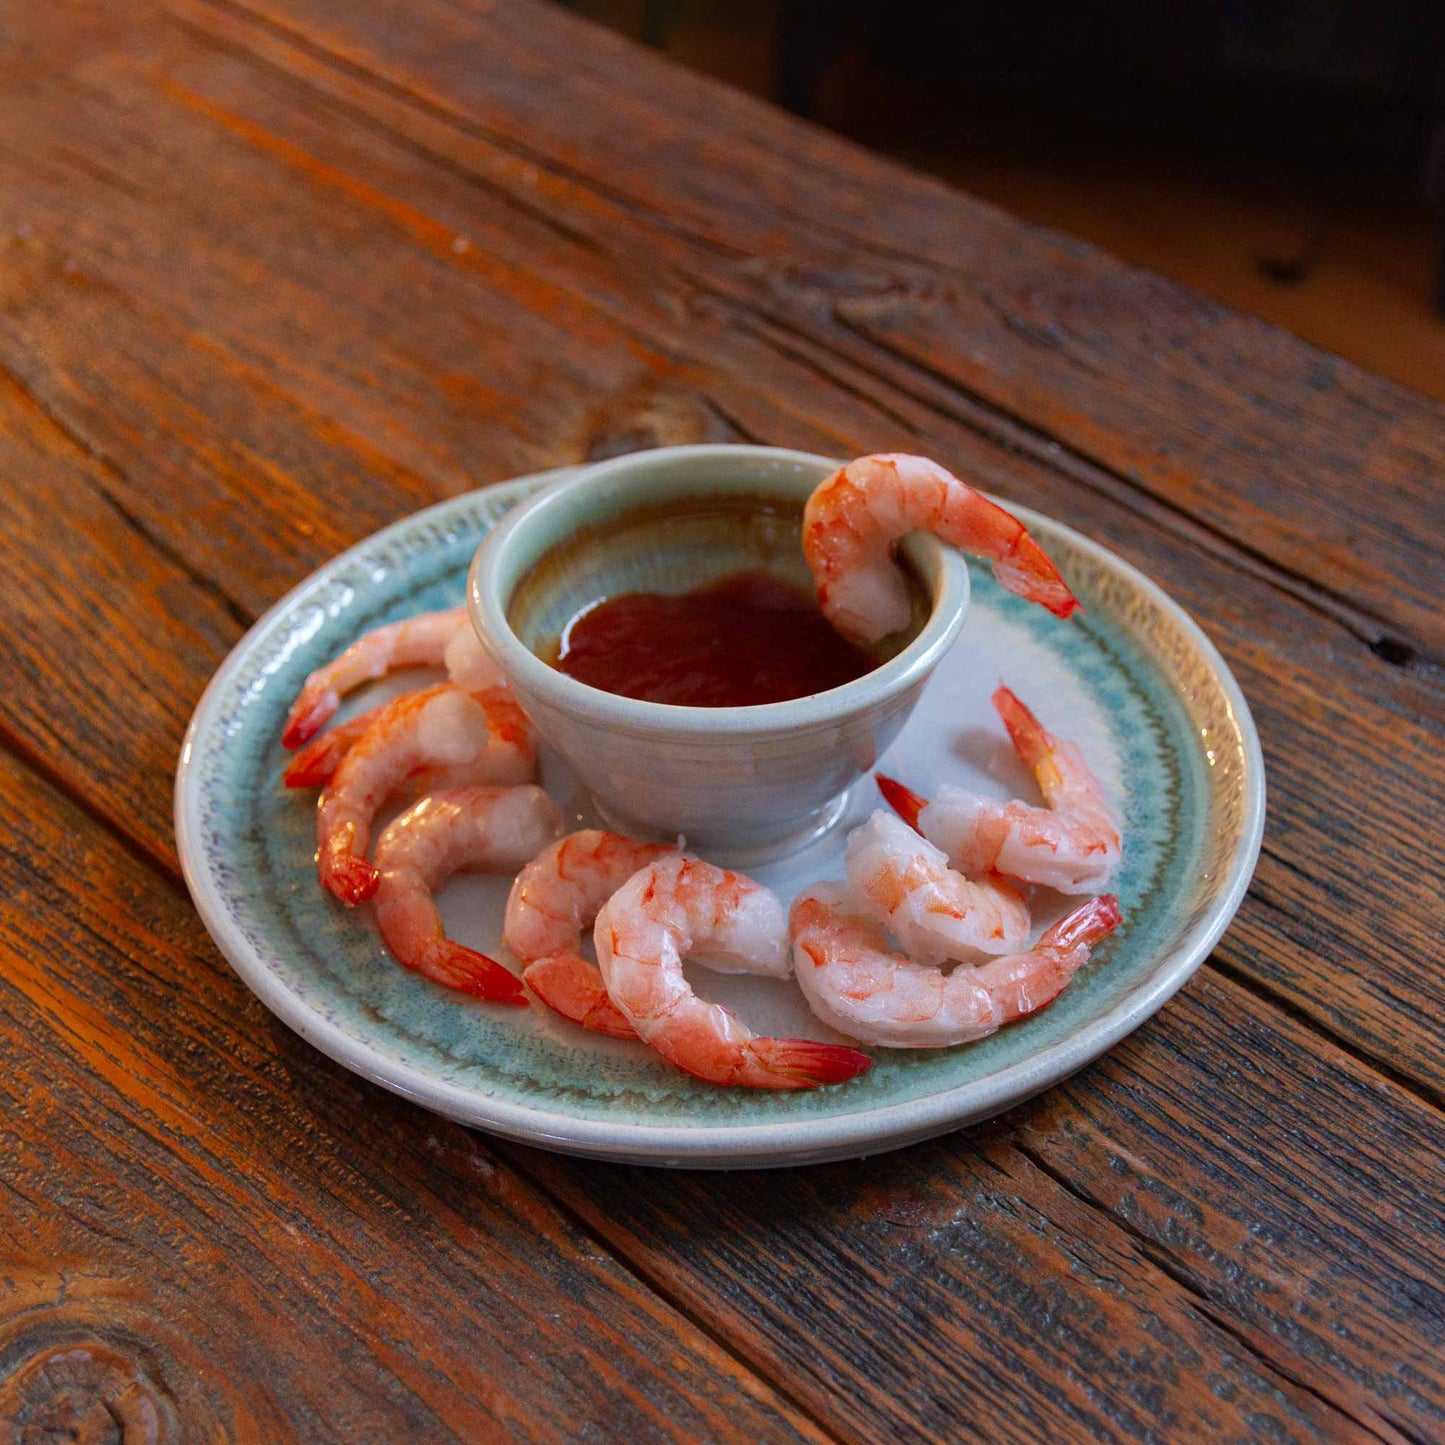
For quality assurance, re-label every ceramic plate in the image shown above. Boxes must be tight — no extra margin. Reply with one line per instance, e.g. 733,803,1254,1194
176,460,1264,1168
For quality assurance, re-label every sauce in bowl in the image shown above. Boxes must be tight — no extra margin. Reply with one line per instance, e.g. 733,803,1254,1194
510,490,927,710
548,570,879,707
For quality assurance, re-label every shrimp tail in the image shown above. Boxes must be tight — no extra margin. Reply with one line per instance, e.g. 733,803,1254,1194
991,685,1048,765
875,773,928,832
415,940,529,1005
283,685,340,750
523,953,640,1039
1041,894,1122,952
992,683,1074,797
283,712,374,788
994,533,1080,620
319,831,380,906
742,1038,873,1089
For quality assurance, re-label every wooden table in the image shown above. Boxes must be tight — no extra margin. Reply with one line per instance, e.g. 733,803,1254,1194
2,2,1441,1439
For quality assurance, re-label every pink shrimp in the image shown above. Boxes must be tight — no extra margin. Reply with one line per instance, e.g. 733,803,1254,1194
285,700,517,799
791,884,1121,1047
283,606,500,748
802,453,1079,644
845,809,1032,965
284,704,387,789
315,683,537,905
283,625,517,790
504,831,679,1039
371,785,562,1004
878,685,1121,894
594,857,872,1089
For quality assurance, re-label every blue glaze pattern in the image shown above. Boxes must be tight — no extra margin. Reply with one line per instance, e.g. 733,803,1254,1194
177,461,1262,1165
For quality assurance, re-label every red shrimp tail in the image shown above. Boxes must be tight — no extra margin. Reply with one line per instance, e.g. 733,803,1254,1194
876,773,929,832
283,686,338,749
990,684,1050,764
758,1038,873,1089
285,733,349,789
523,954,639,1039
320,848,380,906
1042,895,1122,953
995,534,1081,620
284,709,385,788
418,940,529,1005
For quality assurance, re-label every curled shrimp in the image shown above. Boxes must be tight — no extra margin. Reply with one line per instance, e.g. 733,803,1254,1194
803,453,1079,644
315,683,537,905
283,606,501,748
878,685,1121,894
791,884,1121,1047
504,831,679,1038
284,703,387,789
373,785,563,1003
594,857,872,1089
845,809,1031,966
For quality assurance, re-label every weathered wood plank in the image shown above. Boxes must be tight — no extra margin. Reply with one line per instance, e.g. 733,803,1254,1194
220,0,1445,656
0,366,239,868
0,745,832,1444
511,973,1444,1445
0,0,1439,1091
1,4,1442,1440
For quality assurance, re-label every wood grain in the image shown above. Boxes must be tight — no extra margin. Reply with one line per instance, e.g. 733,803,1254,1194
0,0,1438,1097
0,746,830,1444
509,974,1444,1445
218,0,1445,657
1,1,1442,1440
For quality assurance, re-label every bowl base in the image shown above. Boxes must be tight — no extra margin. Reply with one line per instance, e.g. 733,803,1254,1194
590,784,856,871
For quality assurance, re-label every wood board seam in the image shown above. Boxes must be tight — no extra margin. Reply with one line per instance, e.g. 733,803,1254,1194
0,720,181,884
165,3,623,271
180,0,753,263
1206,944,1445,1117
1181,1295,1423,1445
1012,1143,1423,1445
0,351,254,632
492,1141,856,1445
172,0,1437,677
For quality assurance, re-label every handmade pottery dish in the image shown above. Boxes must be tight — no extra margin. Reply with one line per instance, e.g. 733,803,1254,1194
175,450,1265,1168
468,445,970,863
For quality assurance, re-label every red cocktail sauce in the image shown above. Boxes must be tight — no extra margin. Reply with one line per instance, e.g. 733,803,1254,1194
551,571,881,707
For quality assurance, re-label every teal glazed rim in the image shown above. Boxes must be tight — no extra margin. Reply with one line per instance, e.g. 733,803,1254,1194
175,454,1265,1168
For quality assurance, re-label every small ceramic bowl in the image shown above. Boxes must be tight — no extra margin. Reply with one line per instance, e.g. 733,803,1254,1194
467,444,970,863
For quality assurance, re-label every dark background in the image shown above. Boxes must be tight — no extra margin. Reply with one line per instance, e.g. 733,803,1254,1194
562,0,1445,399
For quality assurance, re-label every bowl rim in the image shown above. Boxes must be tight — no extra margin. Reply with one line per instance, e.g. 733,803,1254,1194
466,443,971,736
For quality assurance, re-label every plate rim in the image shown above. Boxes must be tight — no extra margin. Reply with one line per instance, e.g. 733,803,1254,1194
175,457,1266,1168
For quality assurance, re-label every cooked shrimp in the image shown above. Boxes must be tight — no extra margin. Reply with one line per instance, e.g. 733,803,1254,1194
284,704,387,789
283,606,502,748
372,785,562,1004
594,857,872,1089
803,453,1079,643
845,809,1031,966
878,685,1121,894
441,625,503,693
791,884,1121,1047
285,662,531,792
505,831,679,1038
287,712,516,798
315,683,537,905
